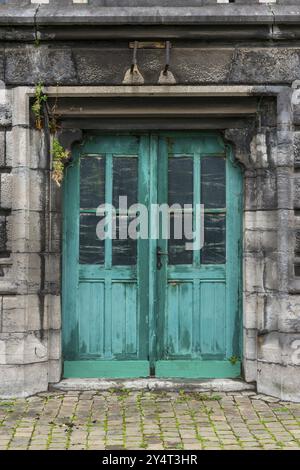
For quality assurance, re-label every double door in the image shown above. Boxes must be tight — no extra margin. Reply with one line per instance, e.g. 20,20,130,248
62,133,242,378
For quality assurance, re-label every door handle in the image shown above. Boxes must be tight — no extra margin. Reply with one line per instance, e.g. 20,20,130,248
157,246,168,270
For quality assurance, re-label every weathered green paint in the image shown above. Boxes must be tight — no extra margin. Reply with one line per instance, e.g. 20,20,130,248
155,361,241,379
62,132,243,379
155,134,243,378
63,135,150,375
64,361,150,379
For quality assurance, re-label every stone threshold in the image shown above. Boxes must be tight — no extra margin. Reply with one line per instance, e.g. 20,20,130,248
50,378,256,393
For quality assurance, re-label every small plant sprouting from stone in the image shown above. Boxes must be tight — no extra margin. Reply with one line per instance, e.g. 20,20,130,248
32,83,68,186
32,82,48,130
229,355,239,365
52,138,70,187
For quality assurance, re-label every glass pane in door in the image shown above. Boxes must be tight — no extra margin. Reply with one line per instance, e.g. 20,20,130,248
168,156,193,265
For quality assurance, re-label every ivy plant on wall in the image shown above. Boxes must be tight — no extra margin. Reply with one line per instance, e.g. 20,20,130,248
52,138,70,187
32,82,70,186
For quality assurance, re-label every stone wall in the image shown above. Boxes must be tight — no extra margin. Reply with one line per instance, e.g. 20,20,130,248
0,84,62,398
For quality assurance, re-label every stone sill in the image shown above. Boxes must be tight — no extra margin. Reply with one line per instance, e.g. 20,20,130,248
1,5,300,26
50,378,256,393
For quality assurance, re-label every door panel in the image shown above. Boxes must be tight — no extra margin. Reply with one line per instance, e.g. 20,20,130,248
199,282,226,356
78,282,105,356
63,132,242,379
165,281,194,356
156,134,242,378
63,134,150,378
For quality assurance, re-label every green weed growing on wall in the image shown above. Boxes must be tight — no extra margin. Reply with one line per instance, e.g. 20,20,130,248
52,138,70,187
32,82,48,130
33,83,70,186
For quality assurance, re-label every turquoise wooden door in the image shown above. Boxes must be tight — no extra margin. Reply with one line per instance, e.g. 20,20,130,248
62,132,242,378
63,134,151,378
155,134,243,378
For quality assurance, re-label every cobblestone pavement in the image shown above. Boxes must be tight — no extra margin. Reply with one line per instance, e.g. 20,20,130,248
0,390,300,450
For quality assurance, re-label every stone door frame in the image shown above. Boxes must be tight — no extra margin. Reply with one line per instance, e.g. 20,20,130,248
5,84,297,398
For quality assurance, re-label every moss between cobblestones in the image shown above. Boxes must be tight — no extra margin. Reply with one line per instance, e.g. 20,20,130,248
175,390,222,404
273,407,290,413
152,392,166,449
0,401,15,407
103,396,109,449
136,392,147,449
1,391,300,451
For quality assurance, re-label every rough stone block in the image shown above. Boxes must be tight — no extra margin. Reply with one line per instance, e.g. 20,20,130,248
11,167,30,211
1,295,44,333
28,169,47,212
0,49,4,83
245,170,277,211
243,292,262,330
48,329,61,361
74,47,133,85
0,362,48,399
280,332,300,367
50,180,62,214
280,364,300,402
244,210,278,231
0,364,26,398
0,130,5,167
4,129,13,168
11,87,31,128
244,293,280,333
5,214,12,252
257,362,300,403
12,167,45,211
46,294,61,330
257,362,283,400
5,46,77,85
294,173,300,209
0,215,6,252
1,296,26,333
45,253,61,291
48,359,62,384
0,331,48,365
45,253,60,280
0,103,11,128
73,47,234,86
11,210,41,253
230,48,300,84
0,104,11,128
243,358,257,383
48,212,61,253
244,253,264,293
260,97,277,128
11,253,42,293
276,130,294,168
295,228,300,253
257,331,281,364
29,129,48,170
277,167,294,210
244,328,257,361
263,254,278,291
262,294,280,333
250,133,269,169
294,131,300,165
0,172,12,209
244,229,277,254
172,48,233,84
278,295,300,333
